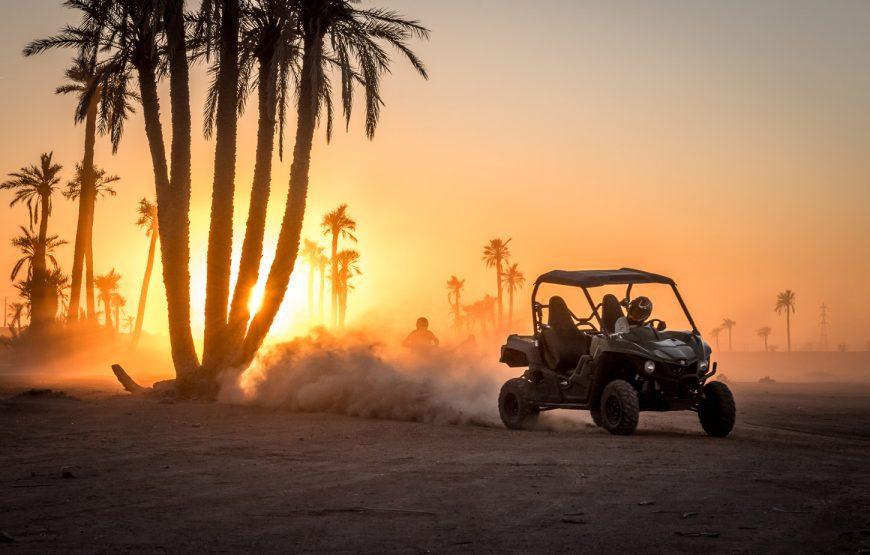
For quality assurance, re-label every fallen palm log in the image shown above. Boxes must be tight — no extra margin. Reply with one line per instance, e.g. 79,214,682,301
111,364,177,397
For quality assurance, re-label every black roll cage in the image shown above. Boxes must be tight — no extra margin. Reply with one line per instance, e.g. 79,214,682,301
530,273,700,337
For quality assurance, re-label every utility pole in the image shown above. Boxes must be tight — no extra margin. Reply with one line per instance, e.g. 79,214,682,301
819,303,829,352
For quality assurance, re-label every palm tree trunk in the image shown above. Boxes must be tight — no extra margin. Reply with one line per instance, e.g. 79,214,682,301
103,298,112,329
226,52,279,339
330,233,338,327
339,286,347,328
132,230,157,347
308,264,315,318
203,0,241,371
728,328,732,351
68,95,98,322
508,287,513,327
786,310,791,353
30,192,51,331
136,48,199,378
85,232,95,320
496,260,503,327
318,266,325,322
764,335,768,352
238,30,324,367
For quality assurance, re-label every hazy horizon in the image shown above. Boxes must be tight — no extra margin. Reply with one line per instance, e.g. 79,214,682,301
0,0,868,351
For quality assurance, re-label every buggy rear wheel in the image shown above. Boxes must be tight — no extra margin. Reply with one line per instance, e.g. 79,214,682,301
698,381,736,437
498,378,539,430
599,379,639,435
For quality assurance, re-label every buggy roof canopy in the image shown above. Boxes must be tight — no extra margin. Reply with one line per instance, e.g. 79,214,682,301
536,268,675,288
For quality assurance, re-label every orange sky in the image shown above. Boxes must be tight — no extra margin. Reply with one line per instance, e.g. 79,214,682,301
0,1,869,351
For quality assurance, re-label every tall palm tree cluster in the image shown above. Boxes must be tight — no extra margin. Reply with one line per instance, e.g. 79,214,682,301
1,150,160,338
21,0,429,395
300,203,360,329
445,237,525,337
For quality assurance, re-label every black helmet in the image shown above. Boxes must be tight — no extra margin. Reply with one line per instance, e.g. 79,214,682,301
627,296,652,324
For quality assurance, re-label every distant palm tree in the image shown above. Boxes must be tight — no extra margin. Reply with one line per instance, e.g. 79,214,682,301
756,326,772,352
334,249,361,329
10,227,65,282
14,267,69,324
721,318,736,351
775,290,796,353
465,295,497,335
710,327,722,351
111,292,126,332
2,152,63,329
132,199,157,347
7,302,27,335
123,314,135,334
94,269,121,330
65,163,119,320
482,238,512,327
301,239,324,319
502,263,525,327
321,205,357,326
446,275,465,331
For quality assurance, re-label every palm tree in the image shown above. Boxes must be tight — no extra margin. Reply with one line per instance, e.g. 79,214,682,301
756,326,772,352
132,199,158,347
217,0,299,348
7,302,27,336
775,290,796,353
239,1,429,367
301,239,324,318
26,5,136,323
503,263,525,327
320,205,357,326
111,292,126,332
721,318,736,351
94,269,121,329
446,276,465,331
124,314,135,334
10,227,66,282
65,163,119,320
1,153,63,331
710,326,722,351
482,238,512,327
334,249,361,328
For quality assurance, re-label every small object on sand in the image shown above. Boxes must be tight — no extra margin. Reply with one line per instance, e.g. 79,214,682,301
0,530,14,543
562,518,586,525
638,500,656,506
61,468,75,479
676,531,719,538
681,512,699,519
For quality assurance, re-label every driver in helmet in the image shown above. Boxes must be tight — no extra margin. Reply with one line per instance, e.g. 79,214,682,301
626,296,653,326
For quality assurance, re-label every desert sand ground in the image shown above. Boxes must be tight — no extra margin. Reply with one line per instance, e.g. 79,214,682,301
2,380,869,553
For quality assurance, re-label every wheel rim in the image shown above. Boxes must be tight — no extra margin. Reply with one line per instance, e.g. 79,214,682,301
503,392,519,418
605,395,622,424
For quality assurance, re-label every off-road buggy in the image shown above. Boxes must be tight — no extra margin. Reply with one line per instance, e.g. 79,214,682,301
498,268,735,436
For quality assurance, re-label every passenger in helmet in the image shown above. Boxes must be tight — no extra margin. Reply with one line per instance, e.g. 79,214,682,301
626,296,653,326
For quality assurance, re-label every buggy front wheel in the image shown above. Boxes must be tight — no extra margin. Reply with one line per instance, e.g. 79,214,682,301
698,381,736,437
599,379,639,435
498,378,539,430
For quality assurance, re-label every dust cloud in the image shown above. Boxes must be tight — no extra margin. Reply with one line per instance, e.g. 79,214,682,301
219,329,588,430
